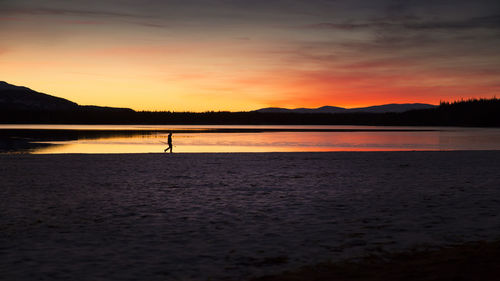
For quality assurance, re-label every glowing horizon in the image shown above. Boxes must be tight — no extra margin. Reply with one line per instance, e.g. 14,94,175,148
1,0,499,112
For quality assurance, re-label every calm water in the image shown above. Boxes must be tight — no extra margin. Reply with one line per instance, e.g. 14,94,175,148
1,124,500,153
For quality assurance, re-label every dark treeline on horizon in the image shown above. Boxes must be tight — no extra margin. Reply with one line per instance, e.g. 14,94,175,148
1,98,499,127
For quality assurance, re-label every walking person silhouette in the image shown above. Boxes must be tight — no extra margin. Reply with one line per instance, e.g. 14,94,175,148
164,132,173,153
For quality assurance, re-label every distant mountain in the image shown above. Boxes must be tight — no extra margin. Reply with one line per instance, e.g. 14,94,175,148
349,103,437,113
0,81,134,112
255,103,436,114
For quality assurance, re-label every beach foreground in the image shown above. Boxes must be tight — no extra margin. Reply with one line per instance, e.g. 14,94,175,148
252,240,500,281
1,152,500,280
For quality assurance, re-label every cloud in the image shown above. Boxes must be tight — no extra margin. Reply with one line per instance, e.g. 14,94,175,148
405,14,500,30
1,7,167,28
303,14,500,31
3,7,142,19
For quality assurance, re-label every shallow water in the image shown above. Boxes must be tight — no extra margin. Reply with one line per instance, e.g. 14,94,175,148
1,125,500,153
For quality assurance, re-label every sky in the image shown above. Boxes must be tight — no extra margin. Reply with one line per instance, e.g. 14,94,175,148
1,0,500,111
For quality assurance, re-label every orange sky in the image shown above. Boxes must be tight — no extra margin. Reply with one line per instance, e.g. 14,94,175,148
1,0,499,111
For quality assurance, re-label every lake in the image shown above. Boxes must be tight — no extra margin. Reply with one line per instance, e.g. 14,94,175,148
1,124,500,153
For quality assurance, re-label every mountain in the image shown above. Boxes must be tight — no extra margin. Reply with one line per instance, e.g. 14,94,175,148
349,103,437,113
0,81,78,111
0,81,134,112
255,103,436,114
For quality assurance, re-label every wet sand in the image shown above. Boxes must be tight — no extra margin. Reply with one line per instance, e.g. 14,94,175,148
1,151,500,280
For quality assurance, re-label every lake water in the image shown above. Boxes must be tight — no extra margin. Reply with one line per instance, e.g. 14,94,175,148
1,124,500,153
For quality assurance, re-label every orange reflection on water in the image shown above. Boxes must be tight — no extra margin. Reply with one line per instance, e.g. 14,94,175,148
17,126,500,154
31,131,443,153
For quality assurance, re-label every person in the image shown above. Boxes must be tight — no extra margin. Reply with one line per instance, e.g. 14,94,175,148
164,132,173,153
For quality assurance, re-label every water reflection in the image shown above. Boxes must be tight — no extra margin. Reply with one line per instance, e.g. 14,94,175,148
1,125,500,153
0,128,155,153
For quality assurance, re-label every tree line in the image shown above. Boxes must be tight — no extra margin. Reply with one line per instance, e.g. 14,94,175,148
1,98,499,127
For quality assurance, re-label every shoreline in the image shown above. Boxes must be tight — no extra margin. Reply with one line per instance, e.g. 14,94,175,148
4,150,500,156
4,149,500,155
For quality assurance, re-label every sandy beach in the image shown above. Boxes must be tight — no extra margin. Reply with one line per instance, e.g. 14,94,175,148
1,151,500,280
252,240,500,281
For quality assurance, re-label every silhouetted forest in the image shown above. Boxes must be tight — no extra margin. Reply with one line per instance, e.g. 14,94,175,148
1,98,499,126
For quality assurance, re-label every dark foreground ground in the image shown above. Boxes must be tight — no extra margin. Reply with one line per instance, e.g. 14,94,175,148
252,240,500,281
1,151,500,280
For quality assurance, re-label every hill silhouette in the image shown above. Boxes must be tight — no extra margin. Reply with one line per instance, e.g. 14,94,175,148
256,103,436,113
0,81,498,126
0,81,78,111
0,81,134,113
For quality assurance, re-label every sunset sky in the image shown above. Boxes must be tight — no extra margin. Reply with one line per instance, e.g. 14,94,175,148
1,0,499,111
